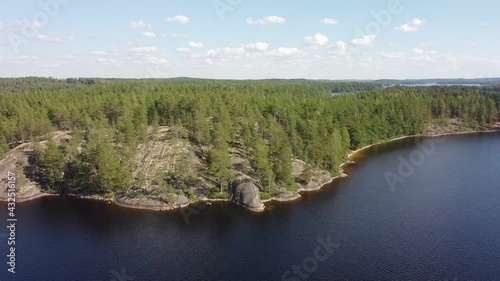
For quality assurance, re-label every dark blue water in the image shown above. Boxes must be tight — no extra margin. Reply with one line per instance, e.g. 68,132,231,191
1,133,500,281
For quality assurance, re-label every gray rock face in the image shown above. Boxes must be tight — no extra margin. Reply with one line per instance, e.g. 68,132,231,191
230,181,265,212
303,172,333,191
274,191,301,202
174,195,190,206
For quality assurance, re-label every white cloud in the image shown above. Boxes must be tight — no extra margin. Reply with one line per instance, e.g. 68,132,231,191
0,22,3,31
304,33,329,46
127,46,168,65
97,58,118,65
381,48,437,61
91,51,107,56
409,55,432,62
201,47,247,65
130,46,158,53
61,54,78,64
382,52,404,59
187,41,204,49
245,42,270,52
142,31,157,38
177,47,191,54
412,18,425,26
207,47,246,58
396,24,417,32
126,20,151,29
246,16,286,25
171,33,188,39
351,34,376,47
396,18,426,32
320,18,338,25
37,34,63,42
330,41,347,55
166,15,190,24
412,48,424,55
266,47,301,57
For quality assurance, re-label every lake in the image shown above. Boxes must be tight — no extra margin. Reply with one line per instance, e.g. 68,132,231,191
385,83,484,88
1,132,500,281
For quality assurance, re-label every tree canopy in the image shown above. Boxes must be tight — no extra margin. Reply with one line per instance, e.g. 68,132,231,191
0,78,498,197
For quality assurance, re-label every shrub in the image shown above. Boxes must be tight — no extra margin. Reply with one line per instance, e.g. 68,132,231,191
260,192,273,200
209,191,230,200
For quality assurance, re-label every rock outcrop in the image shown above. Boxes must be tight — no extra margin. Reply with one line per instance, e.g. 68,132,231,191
273,191,301,202
230,181,265,212
114,193,190,211
0,131,72,202
301,172,334,191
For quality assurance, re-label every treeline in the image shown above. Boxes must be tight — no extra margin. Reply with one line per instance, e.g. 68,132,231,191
0,80,498,197
376,78,500,86
0,77,96,93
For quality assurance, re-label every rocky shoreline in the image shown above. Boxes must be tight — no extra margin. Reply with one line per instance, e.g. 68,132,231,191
2,128,499,212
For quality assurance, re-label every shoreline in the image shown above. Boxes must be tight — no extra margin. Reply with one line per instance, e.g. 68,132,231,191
250,128,500,206
13,192,58,203
2,129,499,211
346,129,500,159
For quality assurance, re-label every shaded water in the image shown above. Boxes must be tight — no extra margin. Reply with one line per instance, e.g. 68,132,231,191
1,132,500,281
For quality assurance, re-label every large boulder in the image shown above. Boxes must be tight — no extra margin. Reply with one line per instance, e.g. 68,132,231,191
274,191,301,202
230,181,265,212
301,172,333,191
173,194,190,207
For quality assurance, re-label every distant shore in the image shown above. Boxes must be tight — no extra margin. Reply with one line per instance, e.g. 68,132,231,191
2,128,499,212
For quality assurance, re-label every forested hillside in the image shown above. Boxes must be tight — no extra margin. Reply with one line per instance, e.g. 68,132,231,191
0,78,499,208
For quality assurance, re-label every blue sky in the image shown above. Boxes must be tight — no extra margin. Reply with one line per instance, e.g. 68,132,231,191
0,0,499,79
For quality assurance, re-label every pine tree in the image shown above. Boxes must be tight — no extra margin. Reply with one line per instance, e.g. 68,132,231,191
301,164,313,184
251,135,274,192
267,121,293,186
192,112,211,147
206,116,234,193
39,139,66,191
208,142,233,193
340,126,351,152
77,132,132,194
0,135,9,158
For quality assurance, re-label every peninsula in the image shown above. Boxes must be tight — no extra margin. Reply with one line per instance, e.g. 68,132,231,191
1,78,498,211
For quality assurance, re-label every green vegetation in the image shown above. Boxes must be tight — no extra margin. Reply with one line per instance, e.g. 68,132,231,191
0,78,499,199
209,191,231,200
260,192,273,200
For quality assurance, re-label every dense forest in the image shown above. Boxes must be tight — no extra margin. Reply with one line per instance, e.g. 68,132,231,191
0,78,498,201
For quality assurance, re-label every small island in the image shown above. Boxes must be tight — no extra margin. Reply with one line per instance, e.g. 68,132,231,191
0,78,499,211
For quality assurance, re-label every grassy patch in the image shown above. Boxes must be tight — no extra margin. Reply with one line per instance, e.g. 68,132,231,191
208,192,230,200
260,192,273,200
286,183,299,192
45,186,59,195
104,191,115,199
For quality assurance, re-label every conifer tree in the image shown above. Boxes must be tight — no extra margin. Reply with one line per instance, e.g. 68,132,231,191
39,139,66,191
251,135,274,192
